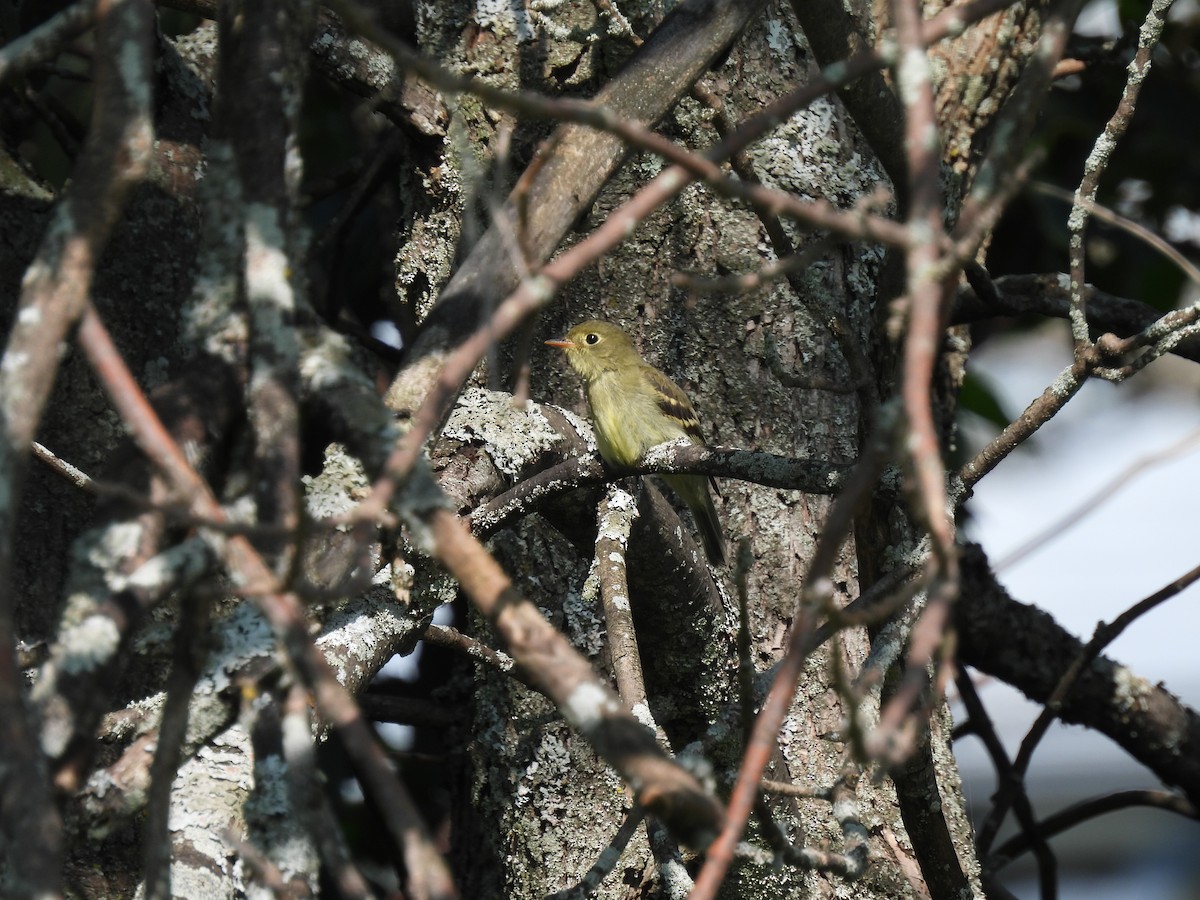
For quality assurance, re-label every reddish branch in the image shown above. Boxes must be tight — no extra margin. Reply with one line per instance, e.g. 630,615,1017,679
691,409,898,897
876,0,961,775
76,308,458,900
427,506,723,848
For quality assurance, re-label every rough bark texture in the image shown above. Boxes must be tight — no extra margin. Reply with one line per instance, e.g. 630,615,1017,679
394,0,1020,895
0,0,1104,896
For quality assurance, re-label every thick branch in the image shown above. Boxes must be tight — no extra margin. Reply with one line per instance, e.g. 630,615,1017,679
958,544,1200,806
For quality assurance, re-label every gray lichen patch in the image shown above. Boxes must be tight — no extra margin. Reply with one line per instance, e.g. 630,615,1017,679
443,387,565,477
302,442,369,522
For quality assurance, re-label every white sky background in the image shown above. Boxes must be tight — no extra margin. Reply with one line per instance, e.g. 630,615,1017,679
957,322,1200,896
964,327,1200,688
957,11,1200,894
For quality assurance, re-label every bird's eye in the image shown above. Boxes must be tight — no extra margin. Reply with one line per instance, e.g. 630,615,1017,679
585,333,600,345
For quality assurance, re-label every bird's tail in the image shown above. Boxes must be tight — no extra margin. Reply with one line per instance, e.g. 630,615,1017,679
665,474,726,566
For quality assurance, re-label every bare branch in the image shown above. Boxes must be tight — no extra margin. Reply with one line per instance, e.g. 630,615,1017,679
75,307,458,900
955,672,1056,891
952,272,1200,364
1067,0,1176,349
991,790,1198,872
958,545,1200,806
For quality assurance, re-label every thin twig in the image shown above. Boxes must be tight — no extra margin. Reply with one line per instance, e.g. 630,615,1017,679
1013,559,1200,782
1036,182,1200,292
996,426,1200,571
31,441,94,490
422,623,519,680
955,672,1056,894
1066,0,1176,350
990,790,1198,871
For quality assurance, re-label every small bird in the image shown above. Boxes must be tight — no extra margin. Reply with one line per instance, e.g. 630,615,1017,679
545,320,726,565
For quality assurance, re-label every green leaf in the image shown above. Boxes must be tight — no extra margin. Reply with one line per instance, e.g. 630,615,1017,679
959,370,1010,430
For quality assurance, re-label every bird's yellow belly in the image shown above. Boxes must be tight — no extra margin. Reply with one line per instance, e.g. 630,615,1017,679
588,376,689,468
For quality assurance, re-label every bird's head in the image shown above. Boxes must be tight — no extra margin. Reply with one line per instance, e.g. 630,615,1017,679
545,320,639,382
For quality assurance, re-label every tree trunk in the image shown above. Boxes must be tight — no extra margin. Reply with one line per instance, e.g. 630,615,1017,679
0,0,1069,895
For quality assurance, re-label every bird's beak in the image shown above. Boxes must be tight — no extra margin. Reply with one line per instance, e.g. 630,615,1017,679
544,338,576,349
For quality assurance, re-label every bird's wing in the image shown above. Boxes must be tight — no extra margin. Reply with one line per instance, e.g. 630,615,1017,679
643,365,705,444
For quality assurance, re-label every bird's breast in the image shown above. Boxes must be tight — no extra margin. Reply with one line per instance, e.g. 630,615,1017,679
587,373,692,468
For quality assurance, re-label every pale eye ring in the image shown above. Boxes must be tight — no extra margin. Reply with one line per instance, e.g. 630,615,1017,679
585,333,600,345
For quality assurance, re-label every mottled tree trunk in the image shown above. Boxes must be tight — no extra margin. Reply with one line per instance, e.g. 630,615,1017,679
393,1,1040,896
0,0,1054,895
